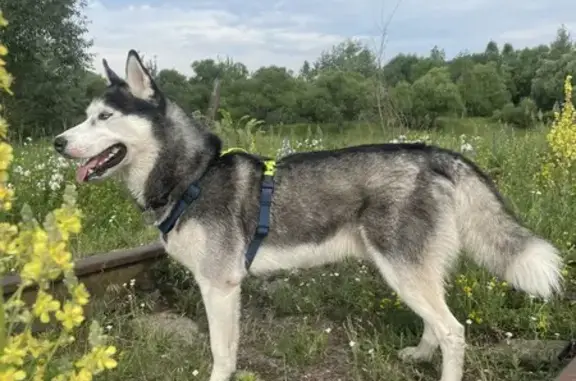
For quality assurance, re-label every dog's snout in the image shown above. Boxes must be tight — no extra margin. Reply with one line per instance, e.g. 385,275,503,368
53,136,68,153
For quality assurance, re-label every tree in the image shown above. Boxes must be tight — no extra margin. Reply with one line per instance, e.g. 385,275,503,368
484,40,500,63
531,50,576,110
448,53,475,82
388,80,415,126
299,60,314,82
410,67,465,128
458,62,510,117
189,57,249,115
382,54,421,85
0,0,93,137
550,25,573,59
312,69,371,123
156,69,198,115
312,39,378,78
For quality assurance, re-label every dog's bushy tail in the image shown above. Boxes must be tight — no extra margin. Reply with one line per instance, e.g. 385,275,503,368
454,159,562,299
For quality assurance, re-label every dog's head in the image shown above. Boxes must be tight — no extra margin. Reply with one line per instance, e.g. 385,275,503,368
54,50,165,183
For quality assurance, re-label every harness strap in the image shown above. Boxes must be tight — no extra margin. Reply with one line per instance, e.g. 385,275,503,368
156,148,276,271
157,181,201,240
245,171,274,269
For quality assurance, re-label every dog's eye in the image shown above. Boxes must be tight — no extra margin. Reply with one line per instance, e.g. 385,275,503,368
98,112,112,121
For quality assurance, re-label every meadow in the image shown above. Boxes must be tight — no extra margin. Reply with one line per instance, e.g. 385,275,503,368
4,115,575,381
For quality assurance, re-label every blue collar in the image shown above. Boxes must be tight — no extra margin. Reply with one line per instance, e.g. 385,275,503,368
156,161,275,271
157,181,201,237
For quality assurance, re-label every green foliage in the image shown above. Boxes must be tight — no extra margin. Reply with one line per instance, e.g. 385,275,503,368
496,98,539,128
458,62,510,117
0,0,93,139
410,67,465,128
1,0,575,140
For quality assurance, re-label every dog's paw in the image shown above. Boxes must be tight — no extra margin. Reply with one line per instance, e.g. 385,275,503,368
398,346,433,363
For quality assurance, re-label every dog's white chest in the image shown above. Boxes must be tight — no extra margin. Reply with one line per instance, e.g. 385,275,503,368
160,221,209,274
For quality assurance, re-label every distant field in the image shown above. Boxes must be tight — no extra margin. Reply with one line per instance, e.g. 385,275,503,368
8,117,576,380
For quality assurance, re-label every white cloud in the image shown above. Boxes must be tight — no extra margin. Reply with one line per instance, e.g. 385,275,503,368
84,0,576,78
84,1,345,76
499,23,576,43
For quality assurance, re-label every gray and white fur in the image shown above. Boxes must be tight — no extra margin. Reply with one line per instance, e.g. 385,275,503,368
54,50,563,381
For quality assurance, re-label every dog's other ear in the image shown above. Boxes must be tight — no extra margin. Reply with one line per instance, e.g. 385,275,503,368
102,58,125,87
125,49,164,108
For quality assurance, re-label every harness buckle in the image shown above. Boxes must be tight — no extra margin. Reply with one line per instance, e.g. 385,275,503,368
182,183,201,204
255,224,269,237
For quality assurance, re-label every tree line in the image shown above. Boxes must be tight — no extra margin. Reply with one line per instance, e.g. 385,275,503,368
1,0,575,138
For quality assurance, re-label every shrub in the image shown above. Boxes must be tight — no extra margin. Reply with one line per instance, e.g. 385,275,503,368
539,75,576,188
547,75,576,164
498,98,538,128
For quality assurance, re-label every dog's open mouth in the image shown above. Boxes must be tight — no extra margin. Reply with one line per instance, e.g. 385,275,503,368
76,143,127,182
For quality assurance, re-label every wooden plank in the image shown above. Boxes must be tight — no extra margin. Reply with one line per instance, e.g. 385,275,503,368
557,342,576,381
557,356,576,381
1,241,166,297
1,242,167,333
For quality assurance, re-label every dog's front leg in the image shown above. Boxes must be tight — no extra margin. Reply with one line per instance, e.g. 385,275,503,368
198,278,242,381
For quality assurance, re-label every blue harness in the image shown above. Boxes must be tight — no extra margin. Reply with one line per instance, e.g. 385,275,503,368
157,151,275,270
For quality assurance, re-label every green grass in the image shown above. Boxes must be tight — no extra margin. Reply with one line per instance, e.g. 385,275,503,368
8,117,576,380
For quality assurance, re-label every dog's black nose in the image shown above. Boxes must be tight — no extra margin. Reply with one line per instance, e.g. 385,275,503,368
53,136,68,153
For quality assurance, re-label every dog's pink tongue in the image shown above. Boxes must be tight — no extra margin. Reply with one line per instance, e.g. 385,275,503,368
75,158,100,183
75,165,90,183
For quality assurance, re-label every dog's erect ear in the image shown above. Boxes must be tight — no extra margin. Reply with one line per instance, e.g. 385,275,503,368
102,58,125,87
125,49,163,105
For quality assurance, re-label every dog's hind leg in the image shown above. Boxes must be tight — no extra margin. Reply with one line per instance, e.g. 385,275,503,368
398,321,439,362
197,277,242,381
362,232,465,381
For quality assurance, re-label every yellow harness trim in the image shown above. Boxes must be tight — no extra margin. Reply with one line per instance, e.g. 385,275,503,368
221,147,276,176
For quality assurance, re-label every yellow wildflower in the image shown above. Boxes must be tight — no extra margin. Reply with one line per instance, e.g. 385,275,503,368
33,290,61,323
25,334,53,359
547,75,576,164
70,369,93,381
33,364,46,381
32,227,49,257
76,345,118,374
49,241,73,273
0,184,14,206
0,117,7,138
468,310,483,324
53,208,82,241
93,346,118,371
56,302,85,331
0,11,8,27
20,257,43,284
0,368,26,381
0,222,18,252
0,141,13,170
1,334,27,366
72,283,90,306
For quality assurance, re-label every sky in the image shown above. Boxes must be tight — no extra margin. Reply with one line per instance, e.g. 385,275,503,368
85,0,576,77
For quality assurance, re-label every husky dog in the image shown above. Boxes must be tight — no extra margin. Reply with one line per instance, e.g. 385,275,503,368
53,50,563,381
